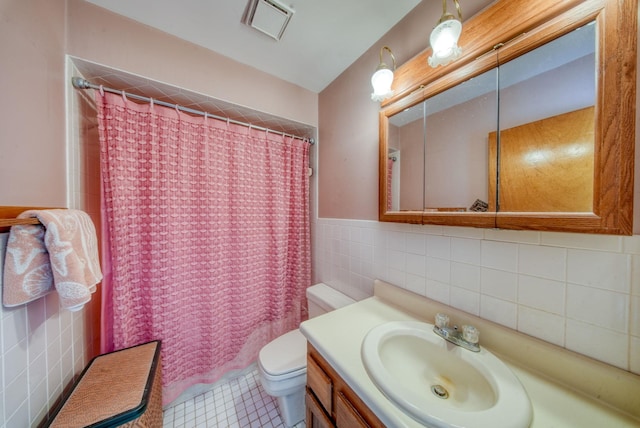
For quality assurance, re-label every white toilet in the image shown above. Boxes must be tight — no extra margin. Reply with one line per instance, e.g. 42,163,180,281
257,283,355,427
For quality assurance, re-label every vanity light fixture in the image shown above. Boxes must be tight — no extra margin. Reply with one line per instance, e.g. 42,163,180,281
371,46,396,102
428,0,463,68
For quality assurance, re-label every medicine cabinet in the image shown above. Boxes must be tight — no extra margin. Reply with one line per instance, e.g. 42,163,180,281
378,0,636,234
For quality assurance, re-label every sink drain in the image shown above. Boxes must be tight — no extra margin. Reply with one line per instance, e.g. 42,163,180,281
431,384,449,399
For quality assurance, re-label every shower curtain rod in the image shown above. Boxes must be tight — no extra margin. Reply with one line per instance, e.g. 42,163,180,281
71,77,315,144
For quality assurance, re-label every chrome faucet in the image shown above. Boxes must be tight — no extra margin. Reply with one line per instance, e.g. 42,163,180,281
433,313,480,352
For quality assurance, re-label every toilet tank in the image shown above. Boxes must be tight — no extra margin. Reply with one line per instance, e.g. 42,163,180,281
306,283,356,318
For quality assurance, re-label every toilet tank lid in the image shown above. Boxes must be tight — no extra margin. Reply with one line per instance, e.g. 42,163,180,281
306,283,356,311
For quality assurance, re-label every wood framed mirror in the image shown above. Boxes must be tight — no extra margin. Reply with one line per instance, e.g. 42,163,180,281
379,0,636,235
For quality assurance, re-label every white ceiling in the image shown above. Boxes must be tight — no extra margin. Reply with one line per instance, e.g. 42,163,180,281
84,0,423,93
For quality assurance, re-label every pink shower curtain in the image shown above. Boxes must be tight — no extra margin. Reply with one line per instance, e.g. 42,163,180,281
95,91,310,405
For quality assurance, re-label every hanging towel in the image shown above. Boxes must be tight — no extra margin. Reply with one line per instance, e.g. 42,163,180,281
3,209,102,311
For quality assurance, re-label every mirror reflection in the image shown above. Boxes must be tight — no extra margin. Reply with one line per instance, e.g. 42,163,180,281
494,22,596,212
388,103,425,211
385,21,596,216
424,69,498,212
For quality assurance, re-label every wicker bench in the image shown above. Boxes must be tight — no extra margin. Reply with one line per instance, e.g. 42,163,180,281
45,340,162,427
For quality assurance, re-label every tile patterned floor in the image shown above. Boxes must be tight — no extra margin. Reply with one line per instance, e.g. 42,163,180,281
162,367,306,428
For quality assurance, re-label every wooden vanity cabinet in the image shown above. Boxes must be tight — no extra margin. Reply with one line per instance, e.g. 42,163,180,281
305,344,385,428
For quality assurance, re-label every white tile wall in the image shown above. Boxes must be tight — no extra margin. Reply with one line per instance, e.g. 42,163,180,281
312,218,640,374
0,234,89,427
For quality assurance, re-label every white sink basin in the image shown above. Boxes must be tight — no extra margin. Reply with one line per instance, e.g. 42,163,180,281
361,321,532,428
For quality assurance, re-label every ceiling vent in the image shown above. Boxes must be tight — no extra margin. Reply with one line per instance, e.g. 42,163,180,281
243,0,295,41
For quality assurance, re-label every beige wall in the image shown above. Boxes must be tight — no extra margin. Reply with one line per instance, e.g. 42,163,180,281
0,0,67,206
317,71,379,219
423,94,495,209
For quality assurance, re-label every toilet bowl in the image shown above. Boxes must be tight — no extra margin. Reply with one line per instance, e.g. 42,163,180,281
257,283,355,427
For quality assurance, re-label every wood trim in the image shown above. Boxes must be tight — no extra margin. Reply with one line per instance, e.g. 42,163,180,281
598,0,636,234
378,52,501,227
307,353,333,415
490,1,604,65
378,211,423,224
0,206,62,233
307,344,385,428
335,392,370,428
382,0,585,107
493,0,637,234
305,389,333,428
379,0,637,235
378,109,393,221
421,212,497,228
495,212,606,233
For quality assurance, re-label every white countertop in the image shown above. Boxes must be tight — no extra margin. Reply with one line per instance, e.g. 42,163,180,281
300,295,640,428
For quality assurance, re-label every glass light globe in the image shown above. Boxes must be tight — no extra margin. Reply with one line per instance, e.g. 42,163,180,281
371,67,394,102
428,18,462,67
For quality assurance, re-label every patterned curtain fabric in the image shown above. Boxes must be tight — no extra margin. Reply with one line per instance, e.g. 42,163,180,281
95,91,310,405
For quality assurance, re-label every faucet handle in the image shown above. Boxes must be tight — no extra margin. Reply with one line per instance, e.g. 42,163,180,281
462,325,480,344
435,313,450,329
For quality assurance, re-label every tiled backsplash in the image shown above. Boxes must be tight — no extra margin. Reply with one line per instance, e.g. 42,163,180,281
312,218,640,375
0,233,88,427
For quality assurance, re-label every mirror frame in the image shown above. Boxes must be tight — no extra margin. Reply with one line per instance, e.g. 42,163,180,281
379,0,637,235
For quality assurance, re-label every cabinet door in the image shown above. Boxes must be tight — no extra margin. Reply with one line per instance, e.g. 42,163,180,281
335,392,370,428
306,389,334,428
307,355,333,413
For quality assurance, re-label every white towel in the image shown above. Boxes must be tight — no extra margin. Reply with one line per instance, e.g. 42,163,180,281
3,209,102,311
